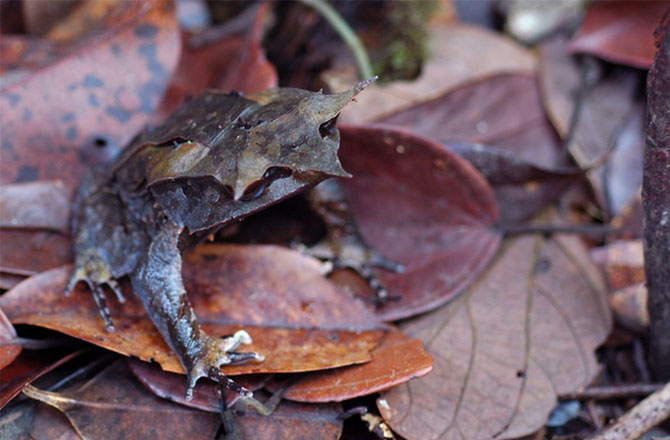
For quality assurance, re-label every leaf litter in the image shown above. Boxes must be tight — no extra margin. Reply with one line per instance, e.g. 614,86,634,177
1,1,659,438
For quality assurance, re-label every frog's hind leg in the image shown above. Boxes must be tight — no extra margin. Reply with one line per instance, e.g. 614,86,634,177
129,220,263,401
66,247,126,331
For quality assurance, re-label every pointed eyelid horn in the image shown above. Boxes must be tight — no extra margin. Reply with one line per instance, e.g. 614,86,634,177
304,76,377,123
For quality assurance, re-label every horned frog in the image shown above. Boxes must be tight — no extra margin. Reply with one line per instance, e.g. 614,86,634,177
67,79,402,401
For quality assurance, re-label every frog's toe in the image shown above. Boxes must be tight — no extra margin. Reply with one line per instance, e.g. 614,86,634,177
184,330,263,401
66,265,120,331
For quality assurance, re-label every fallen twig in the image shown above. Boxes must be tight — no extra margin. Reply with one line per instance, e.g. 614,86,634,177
559,383,664,401
588,381,670,440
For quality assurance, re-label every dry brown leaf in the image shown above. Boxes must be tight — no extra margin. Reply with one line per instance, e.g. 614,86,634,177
0,229,72,277
377,228,611,440
0,181,72,232
0,307,20,370
275,331,433,403
325,23,536,124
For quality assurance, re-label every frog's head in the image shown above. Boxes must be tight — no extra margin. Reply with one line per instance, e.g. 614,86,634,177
231,78,375,200
142,80,375,233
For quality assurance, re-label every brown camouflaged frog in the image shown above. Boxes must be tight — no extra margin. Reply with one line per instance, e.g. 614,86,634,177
66,79,402,401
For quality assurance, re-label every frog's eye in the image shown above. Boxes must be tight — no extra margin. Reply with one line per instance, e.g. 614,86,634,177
241,180,266,201
240,167,292,201
319,116,338,139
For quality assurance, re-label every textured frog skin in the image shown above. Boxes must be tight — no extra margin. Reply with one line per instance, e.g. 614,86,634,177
66,80,374,400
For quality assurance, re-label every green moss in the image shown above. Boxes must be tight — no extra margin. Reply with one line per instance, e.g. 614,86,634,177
372,0,439,81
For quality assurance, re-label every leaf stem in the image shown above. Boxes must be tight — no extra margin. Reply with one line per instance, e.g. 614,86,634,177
298,0,374,79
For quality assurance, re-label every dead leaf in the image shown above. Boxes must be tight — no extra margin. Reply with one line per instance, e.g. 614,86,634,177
540,35,640,166
157,4,277,119
590,239,645,290
326,23,536,124
377,226,612,439
0,36,69,85
378,74,563,169
127,358,269,411
610,283,649,329
28,403,81,440
539,35,642,216
0,273,25,290
0,349,82,409
0,0,180,191
567,1,670,69
449,143,581,223
337,125,501,321
0,307,20,370
24,360,344,440
22,0,79,37
23,360,222,439
0,181,72,232
0,245,385,377
269,331,433,403
0,229,72,276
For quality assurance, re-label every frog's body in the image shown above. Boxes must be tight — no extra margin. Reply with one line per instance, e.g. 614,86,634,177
67,80,399,400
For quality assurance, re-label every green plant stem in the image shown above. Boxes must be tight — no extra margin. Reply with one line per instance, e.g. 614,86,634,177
298,0,374,79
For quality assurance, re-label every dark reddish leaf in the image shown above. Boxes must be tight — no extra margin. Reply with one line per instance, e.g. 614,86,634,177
644,14,670,379
127,358,269,411
23,360,221,439
378,226,612,440
0,36,68,82
0,306,20,369
25,360,343,440
375,74,576,221
450,143,582,222
0,229,72,276
0,181,72,232
0,0,180,191
0,273,27,290
0,349,82,409
567,1,670,69
331,23,536,124
269,331,433,403
0,244,385,377
337,125,501,320
158,4,277,119
378,74,562,168
28,403,80,440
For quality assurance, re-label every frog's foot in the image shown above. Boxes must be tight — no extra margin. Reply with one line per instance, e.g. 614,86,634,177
302,240,405,304
185,330,264,401
65,250,125,331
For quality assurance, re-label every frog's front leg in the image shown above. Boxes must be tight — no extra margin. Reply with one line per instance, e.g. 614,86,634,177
305,180,405,302
130,220,263,400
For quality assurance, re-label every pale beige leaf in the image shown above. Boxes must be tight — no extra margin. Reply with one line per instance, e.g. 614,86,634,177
378,231,611,440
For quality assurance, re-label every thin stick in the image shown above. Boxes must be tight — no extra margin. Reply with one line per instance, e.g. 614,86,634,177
497,222,620,238
298,0,374,79
559,383,664,401
588,381,670,440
